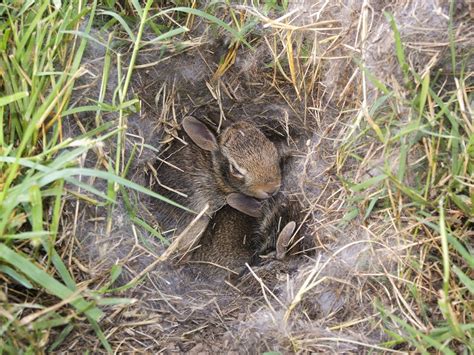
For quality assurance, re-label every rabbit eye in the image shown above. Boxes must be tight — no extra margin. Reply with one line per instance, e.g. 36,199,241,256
229,163,245,180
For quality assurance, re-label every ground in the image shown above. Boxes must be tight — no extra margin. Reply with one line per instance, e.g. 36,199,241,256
0,1,473,353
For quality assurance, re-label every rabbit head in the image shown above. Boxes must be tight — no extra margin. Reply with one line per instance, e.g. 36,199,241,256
183,116,281,200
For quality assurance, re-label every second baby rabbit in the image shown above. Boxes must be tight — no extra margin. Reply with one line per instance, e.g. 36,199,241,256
189,203,298,282
188,205,256,280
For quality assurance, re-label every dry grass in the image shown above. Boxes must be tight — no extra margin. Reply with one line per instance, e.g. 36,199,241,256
1,0,473,353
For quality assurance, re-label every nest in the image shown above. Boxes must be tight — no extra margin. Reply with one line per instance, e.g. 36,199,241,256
50,0,473,352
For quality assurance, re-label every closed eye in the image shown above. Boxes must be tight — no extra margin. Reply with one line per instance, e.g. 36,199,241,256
229,163,245,180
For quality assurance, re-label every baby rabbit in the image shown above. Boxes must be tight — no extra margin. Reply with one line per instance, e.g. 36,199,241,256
247,146,313,265
188,205,256,280
189,204,300,282
152,116,281,258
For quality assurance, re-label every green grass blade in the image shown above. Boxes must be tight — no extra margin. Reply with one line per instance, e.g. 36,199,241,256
0,91,29,107
1,231,49,241
0,244,103,321
418,73,430,121
385,12,410,83
157,7,251,47
36,167,192,212
350,174,387,192
452,265,474,293
0,265,34,289
438,198,450,295
141,26,189,47
48,324,75,352
88,317,112,353
98,10,136,41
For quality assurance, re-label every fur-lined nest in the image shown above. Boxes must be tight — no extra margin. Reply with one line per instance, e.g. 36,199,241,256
34,0,473,352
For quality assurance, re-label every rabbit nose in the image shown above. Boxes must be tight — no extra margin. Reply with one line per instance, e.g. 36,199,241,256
253,183,281,199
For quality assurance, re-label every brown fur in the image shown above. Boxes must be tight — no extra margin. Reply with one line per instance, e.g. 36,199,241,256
252,152,315,261
215,121,281,199
151,118,281,255
189,205,257,279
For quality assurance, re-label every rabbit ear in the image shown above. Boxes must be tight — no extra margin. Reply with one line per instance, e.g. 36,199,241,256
226,193,262,218
276,221,296,259
183,116,218,151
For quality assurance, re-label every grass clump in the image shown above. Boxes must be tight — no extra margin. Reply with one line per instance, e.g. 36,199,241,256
339,11,473,354
0,2,105,351
0,0,185,352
